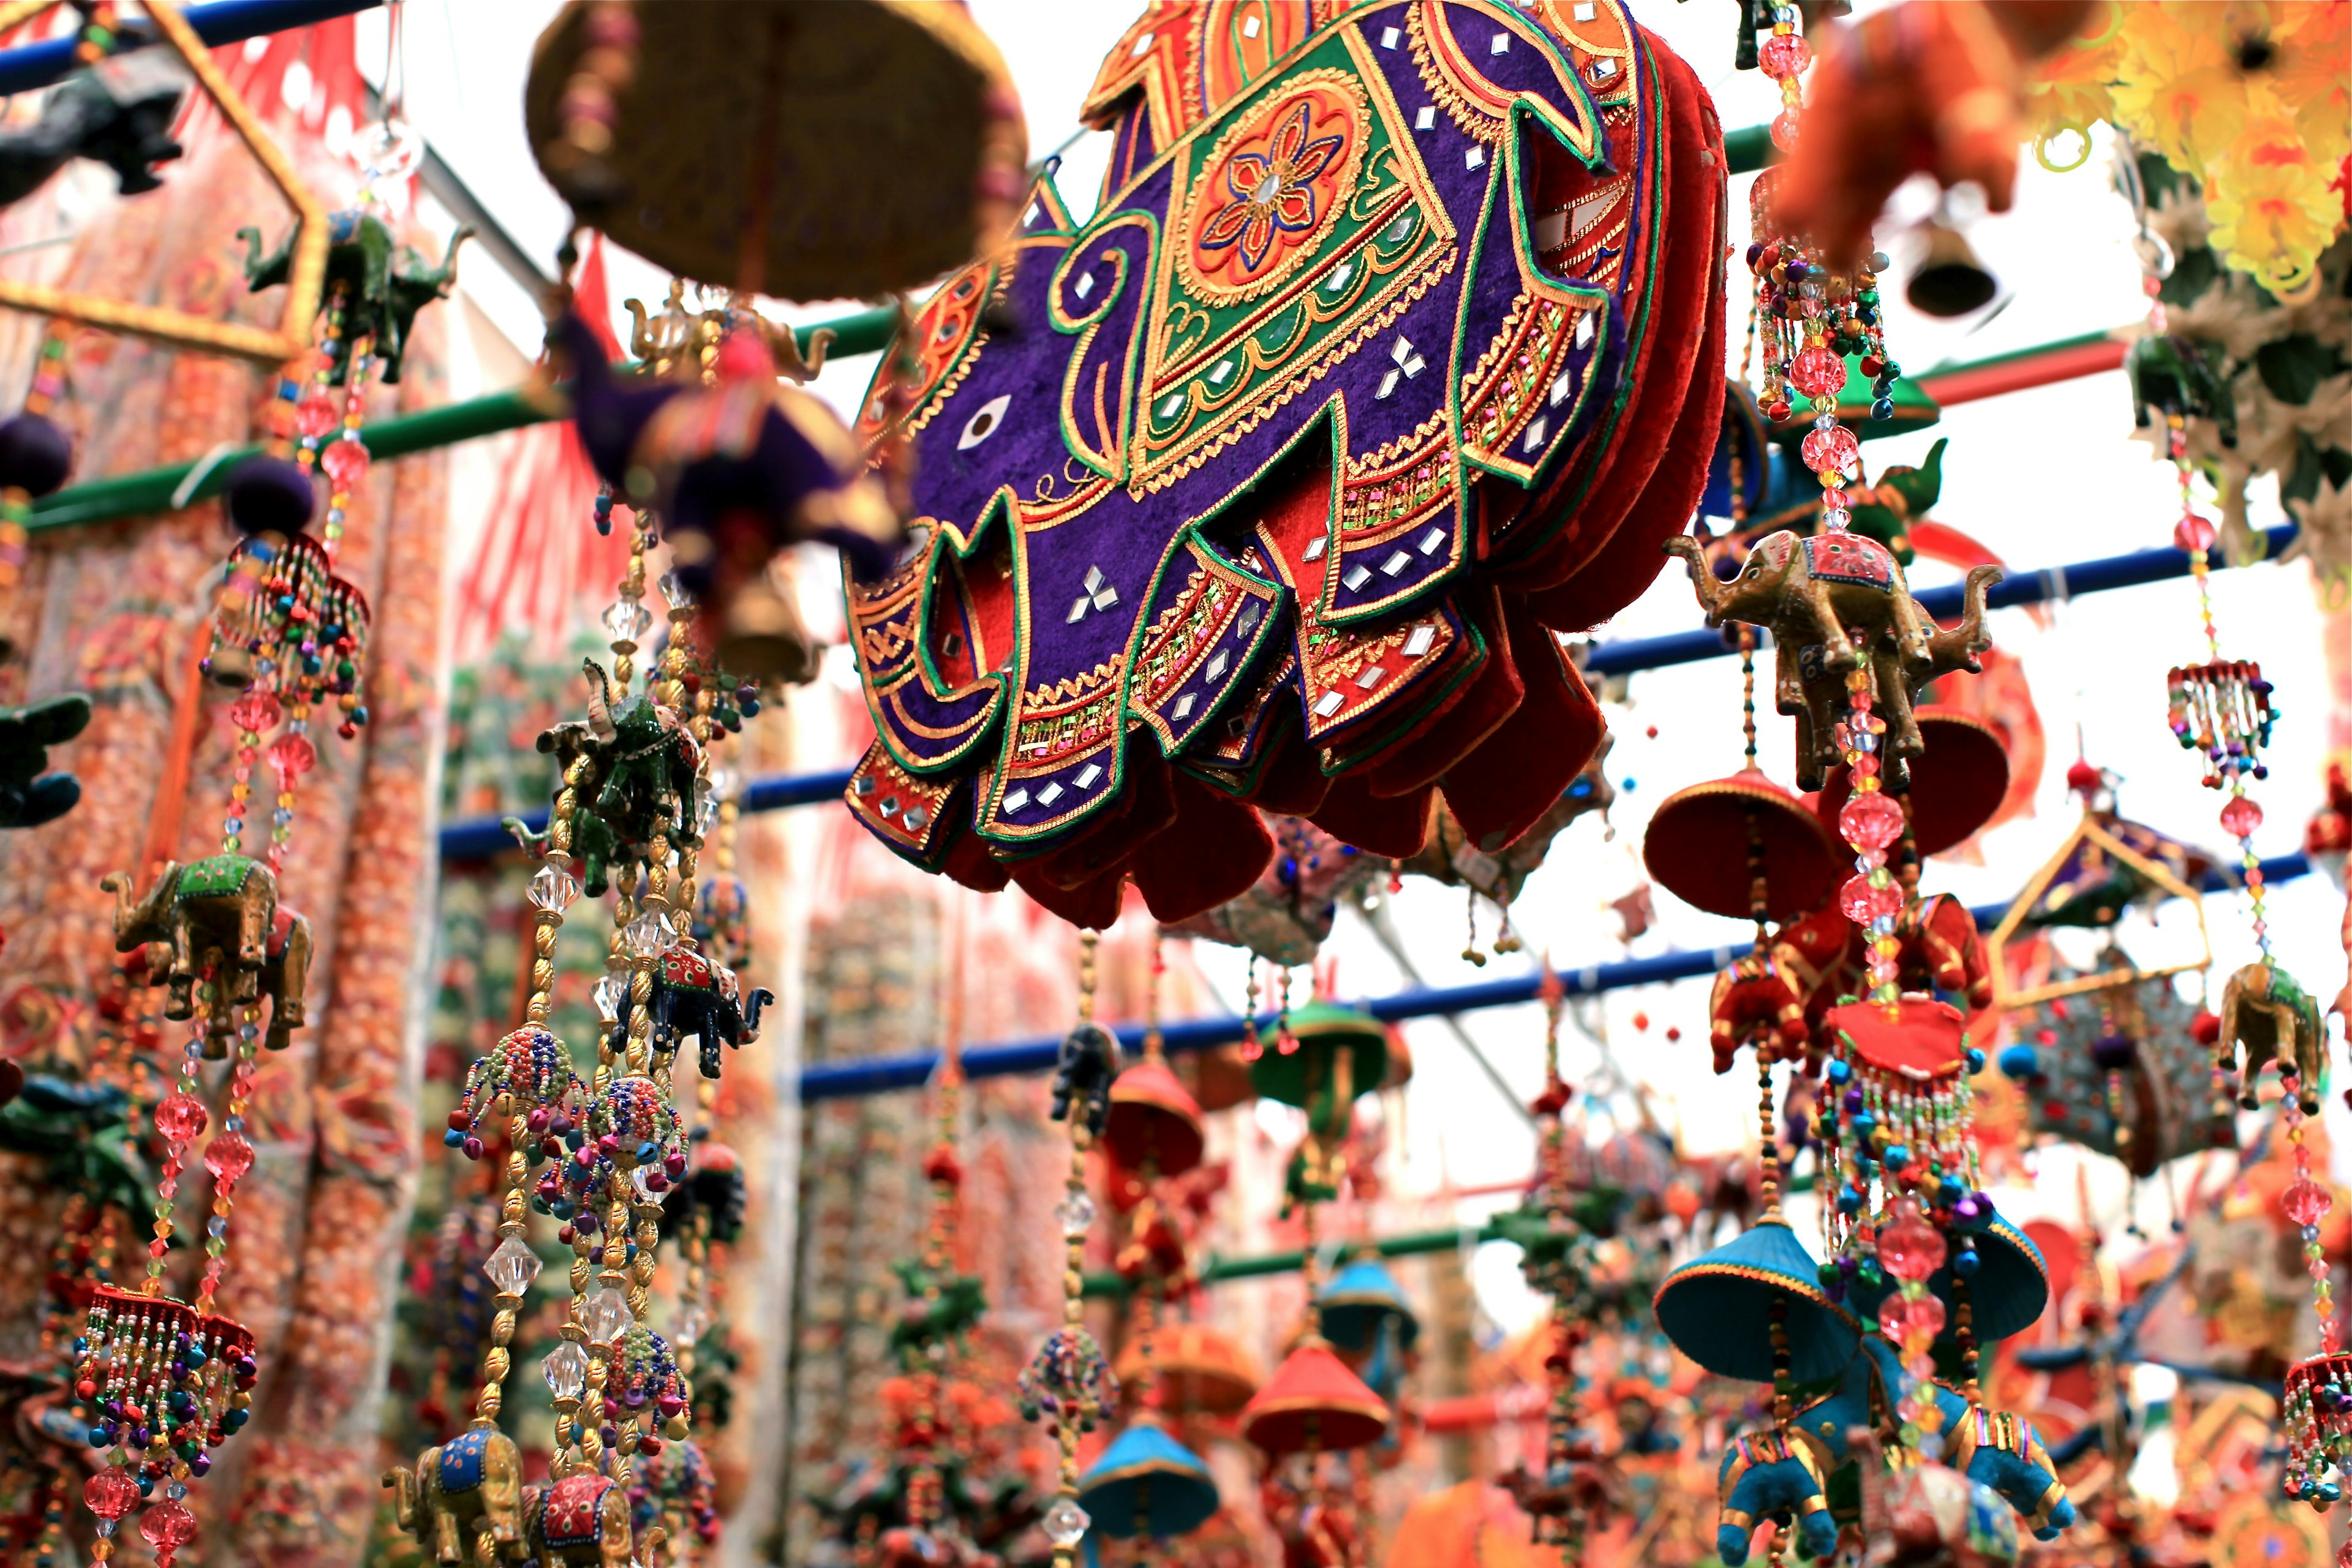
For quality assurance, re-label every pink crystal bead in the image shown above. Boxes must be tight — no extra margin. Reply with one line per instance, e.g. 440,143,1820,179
1789,345,1847,398
156,1092,208,1143
1876,1214,1948,1283
1770,109,1802,152
1801,425,1859,476
1877,1289,1947,1343
203,1131,255,1183
1759,32,1813,81
293,393,339,440
2173,513,2217,553
228,690,282,734
2220,796,2263,837
1839,791,1906,851
1839,874,1902,923
83,1469,139,1520
140,1498,199,1556
2283,1178,2334,1227
267,733,316,779
318,436,371,488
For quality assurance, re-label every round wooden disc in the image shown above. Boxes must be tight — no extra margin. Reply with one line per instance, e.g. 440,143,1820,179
1642,768,1841,921
526,1,1022,300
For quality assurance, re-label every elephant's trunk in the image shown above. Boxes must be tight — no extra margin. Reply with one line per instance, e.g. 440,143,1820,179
435,225,474,288
1661,534,1730,623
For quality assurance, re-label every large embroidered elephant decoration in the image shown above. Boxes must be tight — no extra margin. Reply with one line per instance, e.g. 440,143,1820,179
100,856,309,1049
2218,959,2326,1112
840,0,1730,925
1664,531,2000,790
1715,1338,2073,1566
1705,902,1858,1071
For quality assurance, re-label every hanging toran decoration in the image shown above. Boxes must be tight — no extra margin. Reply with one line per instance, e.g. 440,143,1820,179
2129,217,2346,1518
1022,931,1121,1565
75,53,467,1562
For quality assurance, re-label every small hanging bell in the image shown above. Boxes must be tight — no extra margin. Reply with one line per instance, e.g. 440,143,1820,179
1905,220,1997,318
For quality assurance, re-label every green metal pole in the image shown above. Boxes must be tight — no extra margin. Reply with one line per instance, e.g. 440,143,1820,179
25,306,899,533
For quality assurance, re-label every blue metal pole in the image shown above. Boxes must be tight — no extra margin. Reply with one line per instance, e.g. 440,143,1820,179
793,852,2314,1101
437,523,2304,857
0,0,383,97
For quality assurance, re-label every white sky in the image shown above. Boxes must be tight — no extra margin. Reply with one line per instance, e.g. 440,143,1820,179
356,3,2347,1332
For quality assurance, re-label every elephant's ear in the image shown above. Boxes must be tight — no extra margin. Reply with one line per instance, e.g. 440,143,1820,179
582,658,618,742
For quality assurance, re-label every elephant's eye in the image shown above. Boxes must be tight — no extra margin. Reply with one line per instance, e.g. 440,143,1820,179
959,394,1011,450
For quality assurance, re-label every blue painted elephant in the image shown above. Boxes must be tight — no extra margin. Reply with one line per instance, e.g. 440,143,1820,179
1716,1338,2074,1564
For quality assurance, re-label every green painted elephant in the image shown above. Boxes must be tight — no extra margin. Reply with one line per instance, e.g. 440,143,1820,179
100,856,281,1019
504,660,703,896
2219,959,2326,1112
383,1425,527,1566
238,209,472,383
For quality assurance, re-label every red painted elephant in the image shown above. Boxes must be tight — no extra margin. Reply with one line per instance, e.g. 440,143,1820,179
1706,904,1860,1072
1896,892,1994,1009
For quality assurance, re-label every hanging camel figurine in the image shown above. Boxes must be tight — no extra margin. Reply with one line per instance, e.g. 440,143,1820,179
1664,530,2000,789
2217,959,2326,1112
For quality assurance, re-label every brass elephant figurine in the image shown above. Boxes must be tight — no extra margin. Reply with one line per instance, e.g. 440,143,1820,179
2219,959,2326,1112
1664,531,2000,790
102,856,311,1047
383,1425,527,1566
522,1473,649,1568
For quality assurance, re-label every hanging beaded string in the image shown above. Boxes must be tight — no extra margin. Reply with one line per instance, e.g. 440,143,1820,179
1240,960,1262,1063
1274,965,1297,1057
1020,932,1117,1568
190,1025,261,1313
2279,1074,2347,1507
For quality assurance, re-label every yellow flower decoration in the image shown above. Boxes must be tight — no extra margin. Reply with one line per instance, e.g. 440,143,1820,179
2025,0,2124,168
2207,90,2342,293
2108,1,2249,179
2267,1,2352,165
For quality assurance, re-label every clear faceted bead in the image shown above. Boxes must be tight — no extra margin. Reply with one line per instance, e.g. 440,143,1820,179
543,1339,590,1400
529,863,581,911
657,570,696,610
594,973,625,1023
581,1286,633,1344
1042,1498,1091,1548
625,911,676,957
484,1235,543,1296
672,1305,709,1348
1055,1191,1096,1237
602,599,654,644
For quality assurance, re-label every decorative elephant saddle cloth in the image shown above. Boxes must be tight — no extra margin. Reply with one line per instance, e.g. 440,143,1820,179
538,1476,612,1550
439,1428,493,1493
843,0,1727,925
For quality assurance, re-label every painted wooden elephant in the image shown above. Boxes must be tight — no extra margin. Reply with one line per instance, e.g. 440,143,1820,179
2127,333,2237,449
239,209,472,383
1896,892,1992,1010
0,51,184,208
0,692,89,828
522,1473,639,1568
1717,1338,2072,1565
2218,959,2326,1112
505,661,701,895
101,855,281,1017
1850,1425,2022,1568
384,1425,527,1566
607,939,773,1078
198,905,312,1058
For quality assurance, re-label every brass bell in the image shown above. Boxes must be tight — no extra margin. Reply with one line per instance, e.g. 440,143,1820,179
1905,220,1997,318
715,576,823,687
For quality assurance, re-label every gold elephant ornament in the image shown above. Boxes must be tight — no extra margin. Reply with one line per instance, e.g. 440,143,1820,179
1662,530,1999,790
101,854,311,1051
524,1474,652,1568
383,1425,527,1566
2218,959,2326,1112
